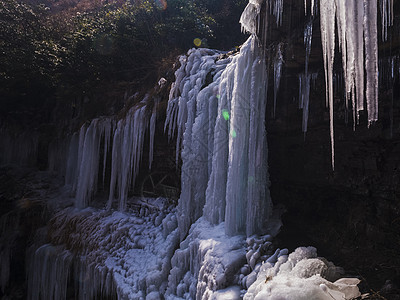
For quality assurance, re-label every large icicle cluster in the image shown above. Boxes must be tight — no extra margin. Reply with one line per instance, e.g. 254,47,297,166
65,96,158,210
319,0,379,170
165,35,272,238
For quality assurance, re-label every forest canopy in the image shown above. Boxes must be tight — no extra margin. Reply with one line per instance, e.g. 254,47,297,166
0,0,247,119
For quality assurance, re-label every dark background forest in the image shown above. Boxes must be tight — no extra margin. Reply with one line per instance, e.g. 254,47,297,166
0,0,247,127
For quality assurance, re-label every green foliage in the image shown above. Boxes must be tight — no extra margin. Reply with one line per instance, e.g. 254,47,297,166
0,0,65,113
0,0,247,118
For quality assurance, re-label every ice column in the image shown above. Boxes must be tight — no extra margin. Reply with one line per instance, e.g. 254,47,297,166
273,43,284,117
320,0,336,170
380,0,393,41
364,0,379,125
300,19,313,135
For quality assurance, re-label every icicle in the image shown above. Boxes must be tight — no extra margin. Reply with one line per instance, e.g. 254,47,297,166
304,18,313,77
299,73,312,135
311,0,315,15
364,0,379,125
102,119,113,187
271,0,283,26
240,0,264,34
320,0,336,170
380,0,394,41
149,98,158,170
273,43,284,118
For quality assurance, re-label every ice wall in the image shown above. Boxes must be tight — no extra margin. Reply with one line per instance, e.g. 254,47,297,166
165,34,272,238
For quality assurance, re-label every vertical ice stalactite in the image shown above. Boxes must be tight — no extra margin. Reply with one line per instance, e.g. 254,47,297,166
380,0,394,41
320,0,336,170
102,119,113,187
164,55,187,144
299,73,312,135
301,19,313,135
271,0,283,26
273,43,283,118
149,98,158,170
304,19,313,77
364,0,379,125
304,0,316,16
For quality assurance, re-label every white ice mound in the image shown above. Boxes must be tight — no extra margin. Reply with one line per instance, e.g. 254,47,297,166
244,247,361,300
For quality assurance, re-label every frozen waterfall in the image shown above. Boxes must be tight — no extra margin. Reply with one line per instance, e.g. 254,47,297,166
165,35,272,238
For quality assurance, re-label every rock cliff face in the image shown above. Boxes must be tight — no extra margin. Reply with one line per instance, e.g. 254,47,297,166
267,51,400,292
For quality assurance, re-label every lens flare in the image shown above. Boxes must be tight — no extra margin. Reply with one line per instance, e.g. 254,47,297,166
155,0,167,10
222,109,230,121
193,38,202,47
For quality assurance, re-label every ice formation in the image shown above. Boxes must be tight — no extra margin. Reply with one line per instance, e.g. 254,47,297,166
273,43,283,118
304,0,316,16
270,0,283,26
64,95,158,210
165,35,271,238
320,0,379,169
244,247,361,300
239,0,264,34
380,0,394,41
22,0,374,299
27,202,180,299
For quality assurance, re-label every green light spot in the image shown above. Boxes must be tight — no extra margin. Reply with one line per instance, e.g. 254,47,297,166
248,176,254,183
222,109,230,121
193,38,202,47
231,129,237,138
